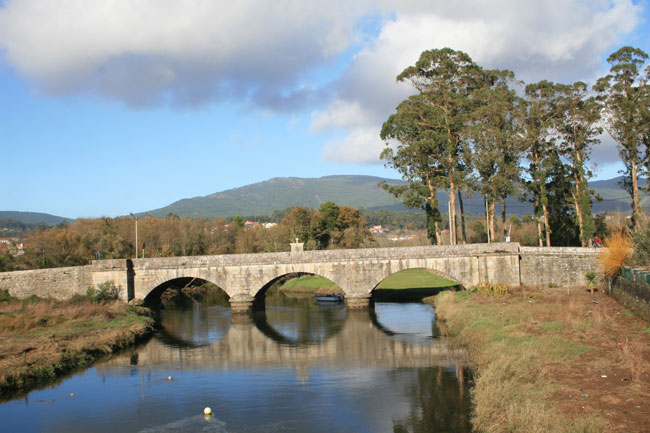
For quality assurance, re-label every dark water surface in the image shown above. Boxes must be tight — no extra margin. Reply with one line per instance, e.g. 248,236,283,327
0,295,471,433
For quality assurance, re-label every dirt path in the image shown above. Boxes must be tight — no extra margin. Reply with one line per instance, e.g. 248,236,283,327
537,288,650,432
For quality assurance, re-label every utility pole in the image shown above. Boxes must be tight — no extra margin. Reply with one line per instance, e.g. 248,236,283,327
130,213,138,259
485,198,490,243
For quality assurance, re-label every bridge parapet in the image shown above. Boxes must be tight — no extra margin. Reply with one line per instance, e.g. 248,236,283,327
519,246,599,287
107,242,519,270
91,259,127,270
0,265,92,300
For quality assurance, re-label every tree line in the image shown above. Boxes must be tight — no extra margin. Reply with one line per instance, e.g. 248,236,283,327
381,46,649,247
0,202,371,271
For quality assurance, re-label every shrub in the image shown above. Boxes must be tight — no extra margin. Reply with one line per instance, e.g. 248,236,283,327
585,271,597,294
21,295,42,305
86,281,121,303
0,289,14,303
599,231,632,277
631,220,650,266
475,282,509,297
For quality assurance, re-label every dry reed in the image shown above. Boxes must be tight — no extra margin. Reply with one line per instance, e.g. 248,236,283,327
599,232,632,278
0,299,129,334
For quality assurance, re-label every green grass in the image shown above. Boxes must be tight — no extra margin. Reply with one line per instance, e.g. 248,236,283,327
375,268,458,289
278,268,457,291
539,321,563,332
275,269,459,301
279,275,337,292
20,309,153,339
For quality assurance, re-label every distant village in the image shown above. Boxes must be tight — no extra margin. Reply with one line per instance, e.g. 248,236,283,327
234,221,416,242
0,237,24,256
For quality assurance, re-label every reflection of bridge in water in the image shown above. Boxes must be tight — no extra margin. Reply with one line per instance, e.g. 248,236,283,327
100,309,466,374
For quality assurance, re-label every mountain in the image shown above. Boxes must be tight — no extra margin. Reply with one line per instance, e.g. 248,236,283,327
141,174,649,219
588,177,649,214
141,175,405,218
0,211,72,226
3,176,647,222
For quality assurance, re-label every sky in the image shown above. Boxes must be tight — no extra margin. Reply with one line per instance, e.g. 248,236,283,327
1,0,649,219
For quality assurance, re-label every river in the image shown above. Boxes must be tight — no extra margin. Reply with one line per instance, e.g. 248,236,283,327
0,294,471,433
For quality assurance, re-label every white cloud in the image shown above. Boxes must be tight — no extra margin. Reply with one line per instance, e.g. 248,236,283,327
322,128,387,164
311,99,377,131
0,0,643,166
0,0,371,107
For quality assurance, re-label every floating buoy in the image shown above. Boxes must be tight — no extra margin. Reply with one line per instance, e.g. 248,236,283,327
203,407,212,416
167,376,173,381
69,393,75,397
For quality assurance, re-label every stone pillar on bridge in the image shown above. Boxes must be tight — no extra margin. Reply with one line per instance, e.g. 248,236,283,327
230,294,255,314
345,295,370,309
290,241,304,254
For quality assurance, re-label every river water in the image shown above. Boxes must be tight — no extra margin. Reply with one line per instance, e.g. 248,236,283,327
0,294,471,433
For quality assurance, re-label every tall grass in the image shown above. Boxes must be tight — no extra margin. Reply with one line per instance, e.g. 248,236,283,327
433,290,605,433
599,231,632,277
0,299,129,333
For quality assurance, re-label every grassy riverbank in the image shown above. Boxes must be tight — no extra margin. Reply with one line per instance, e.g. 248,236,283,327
0,291,154,400
275,269,458,300
429,286,650,433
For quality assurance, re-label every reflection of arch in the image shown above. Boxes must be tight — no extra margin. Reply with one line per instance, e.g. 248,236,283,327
143,276,230,306
153,327,207,349
154,303,233,348
368,306,397,337
252,300,347,346
252,310,297,345
370,267,461,293
369,302,440,342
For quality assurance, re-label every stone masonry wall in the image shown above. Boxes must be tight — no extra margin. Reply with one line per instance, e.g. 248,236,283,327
0,265,93,300
0,243,597,301
519,247,599,287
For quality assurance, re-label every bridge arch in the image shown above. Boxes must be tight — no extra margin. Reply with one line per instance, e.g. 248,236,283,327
368,264,463,295
254,266,350,299
143,276,230,307
256,271,345,299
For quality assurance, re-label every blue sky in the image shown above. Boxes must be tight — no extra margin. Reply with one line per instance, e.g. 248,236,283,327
1,0,649,219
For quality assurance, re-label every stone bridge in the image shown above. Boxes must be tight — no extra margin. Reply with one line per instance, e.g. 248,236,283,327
0,243,599,312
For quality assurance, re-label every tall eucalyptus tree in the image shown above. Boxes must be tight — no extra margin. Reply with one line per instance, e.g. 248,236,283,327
555,81,601,246
468,69,523,242
521,81,563,246
380,94,446,244
594,46,650,228
381,48,480,245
